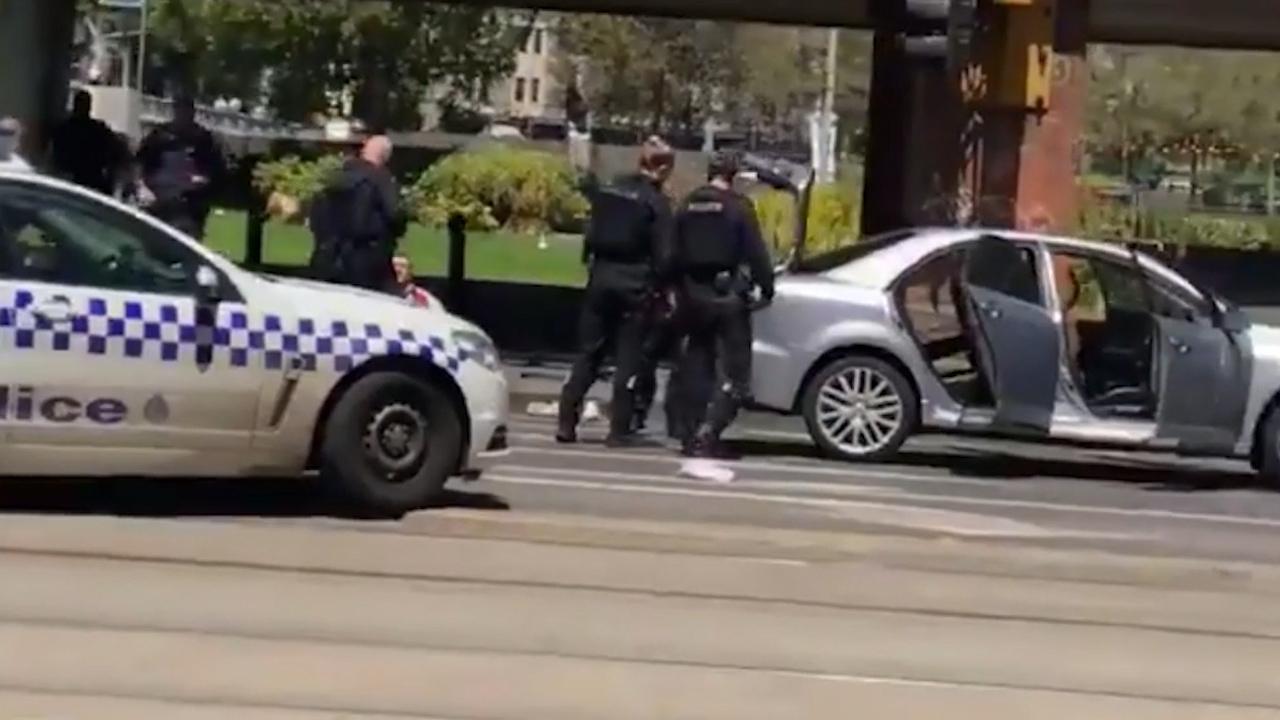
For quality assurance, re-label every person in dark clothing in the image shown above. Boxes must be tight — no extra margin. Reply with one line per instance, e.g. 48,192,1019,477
557,137,676,447
310,135,408,292
50,90,127,195
629,290,714,440
671,151,775,479
136,95,226,239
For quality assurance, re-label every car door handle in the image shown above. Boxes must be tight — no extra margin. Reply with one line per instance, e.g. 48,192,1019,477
1169,337,1190,354
31,297,77,324
976,301,1001,320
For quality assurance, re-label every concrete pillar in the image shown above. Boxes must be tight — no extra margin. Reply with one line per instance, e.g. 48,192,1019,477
860,0,1088,236
0,0,78,162
861,29,965,236
968,0,1088,232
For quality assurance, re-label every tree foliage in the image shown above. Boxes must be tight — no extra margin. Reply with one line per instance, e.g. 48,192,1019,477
552,18,871,141
143,0,528,130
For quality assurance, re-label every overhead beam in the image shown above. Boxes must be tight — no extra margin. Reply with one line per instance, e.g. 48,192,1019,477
1088,0,1280,51
439,0,1280,51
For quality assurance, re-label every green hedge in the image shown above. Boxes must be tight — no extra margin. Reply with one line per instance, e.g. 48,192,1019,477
753,183,861,257
408,145,588,234
1079,197,1280,251
252,155,345,221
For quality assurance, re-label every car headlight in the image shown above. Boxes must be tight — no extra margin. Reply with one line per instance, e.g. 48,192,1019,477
452,329,500,371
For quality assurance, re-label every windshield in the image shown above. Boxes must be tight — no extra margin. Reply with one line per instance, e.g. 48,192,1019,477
793,229,917,274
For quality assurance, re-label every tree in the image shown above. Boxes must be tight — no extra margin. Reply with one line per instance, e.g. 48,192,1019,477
554,15,743,134
143,0,527,130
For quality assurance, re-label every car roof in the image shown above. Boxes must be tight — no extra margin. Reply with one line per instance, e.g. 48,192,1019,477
826,226,1202,299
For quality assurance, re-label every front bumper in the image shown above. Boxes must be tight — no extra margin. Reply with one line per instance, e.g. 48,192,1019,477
463,368,511,469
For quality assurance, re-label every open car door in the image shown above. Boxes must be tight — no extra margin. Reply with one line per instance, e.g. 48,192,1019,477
1150,289,1253,453
959,236,1061,433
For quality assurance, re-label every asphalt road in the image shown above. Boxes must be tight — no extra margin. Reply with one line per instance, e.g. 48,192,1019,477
486,405,1280,565
5,401,1280,717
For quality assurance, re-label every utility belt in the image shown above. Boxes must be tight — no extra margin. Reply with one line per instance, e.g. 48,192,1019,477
686,266,747,295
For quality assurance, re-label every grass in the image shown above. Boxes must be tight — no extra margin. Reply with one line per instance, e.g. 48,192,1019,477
204,209,588,288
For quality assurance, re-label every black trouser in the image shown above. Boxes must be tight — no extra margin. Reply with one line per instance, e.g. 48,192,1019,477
665,331,714,442
631,298,680,431
679,282,753,452
338,241,395,293
559,264,650,438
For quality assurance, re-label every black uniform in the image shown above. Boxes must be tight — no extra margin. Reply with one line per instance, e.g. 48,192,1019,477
630,292,715,439
311,158,408,292
672,184,774,456
51,114,127,195
558,172,673,442
137,121,225,239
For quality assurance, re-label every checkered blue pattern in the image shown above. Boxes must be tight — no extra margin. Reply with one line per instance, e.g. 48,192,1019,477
0,288,472,375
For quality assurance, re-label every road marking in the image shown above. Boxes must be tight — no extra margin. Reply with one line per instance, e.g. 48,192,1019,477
483,472,1092,539
491,463,906,498
503,439,1004,488
483,462,1280,530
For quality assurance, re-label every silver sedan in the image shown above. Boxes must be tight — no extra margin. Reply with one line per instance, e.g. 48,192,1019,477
749,227,1280,482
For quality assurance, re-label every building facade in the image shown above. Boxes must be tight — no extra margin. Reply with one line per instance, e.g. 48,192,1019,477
490,17,563,122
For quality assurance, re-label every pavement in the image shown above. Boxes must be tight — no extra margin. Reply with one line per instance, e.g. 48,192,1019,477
4,363,1280,717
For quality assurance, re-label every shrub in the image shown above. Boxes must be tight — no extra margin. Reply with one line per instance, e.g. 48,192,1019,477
410,145,588,233
252,154,345,221
752,183,861,258
1080,192,1280,251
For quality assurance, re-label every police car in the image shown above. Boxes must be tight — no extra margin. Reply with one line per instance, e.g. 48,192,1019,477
0,168,508,514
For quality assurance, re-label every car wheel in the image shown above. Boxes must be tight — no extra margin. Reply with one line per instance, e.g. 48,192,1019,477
321,371,463,516
802,355,918,463
1257,408,1280,486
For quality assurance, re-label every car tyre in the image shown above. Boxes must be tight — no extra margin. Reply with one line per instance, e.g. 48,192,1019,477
802,355,918,463
321,371,463,517
1257,408,1280,487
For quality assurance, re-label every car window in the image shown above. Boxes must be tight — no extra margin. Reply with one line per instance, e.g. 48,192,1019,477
1148,278,1211,325
1089,258,1148,314
897,250,964,345
793,229,916,274
961,238,1042,306
0,184,200,296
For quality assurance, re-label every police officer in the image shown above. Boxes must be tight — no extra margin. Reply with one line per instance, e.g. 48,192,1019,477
311,135,408,292
672,150,774,470
136,95,225,239
557,137,676,447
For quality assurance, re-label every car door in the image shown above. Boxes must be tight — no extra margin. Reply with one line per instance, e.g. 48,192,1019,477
1147,275,1252,452
958,236,1060,433
0,180,262,467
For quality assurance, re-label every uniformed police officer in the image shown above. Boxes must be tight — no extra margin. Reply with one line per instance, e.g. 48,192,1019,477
672,150,774,471
557,137,676,447
136,95,225,240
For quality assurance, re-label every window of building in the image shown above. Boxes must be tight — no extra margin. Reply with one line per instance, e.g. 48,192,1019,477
530,78,541,104
533,29,544,54
514,78,526,103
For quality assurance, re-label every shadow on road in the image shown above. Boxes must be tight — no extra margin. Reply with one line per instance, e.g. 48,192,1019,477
0,477,511,520
725,438,1261,493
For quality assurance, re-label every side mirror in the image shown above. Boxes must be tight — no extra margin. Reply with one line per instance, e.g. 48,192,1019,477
194,265,221,303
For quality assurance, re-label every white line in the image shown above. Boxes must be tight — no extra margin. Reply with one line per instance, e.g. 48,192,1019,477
505,440,1003,488
486,462,1280,530
482,473,1124,539
493,463,905,498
